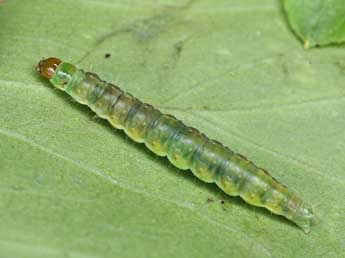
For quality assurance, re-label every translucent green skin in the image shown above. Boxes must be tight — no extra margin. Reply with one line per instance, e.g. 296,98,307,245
49,62,315,233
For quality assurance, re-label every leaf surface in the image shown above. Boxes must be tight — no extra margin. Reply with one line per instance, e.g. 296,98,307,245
0,0,344,257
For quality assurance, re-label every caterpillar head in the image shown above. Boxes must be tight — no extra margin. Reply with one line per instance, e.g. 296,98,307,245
37,57,62,79
37,57,76,90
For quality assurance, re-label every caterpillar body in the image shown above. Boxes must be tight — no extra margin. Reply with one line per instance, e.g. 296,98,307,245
37,57,315,233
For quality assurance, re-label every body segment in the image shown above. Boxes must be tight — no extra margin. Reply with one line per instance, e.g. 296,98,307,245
37,58,315,233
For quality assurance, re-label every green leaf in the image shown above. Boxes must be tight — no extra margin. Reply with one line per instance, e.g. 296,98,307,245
0,0,344,257
284,0,345,48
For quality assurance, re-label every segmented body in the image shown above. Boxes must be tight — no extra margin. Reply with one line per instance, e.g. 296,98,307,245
37,58,315,233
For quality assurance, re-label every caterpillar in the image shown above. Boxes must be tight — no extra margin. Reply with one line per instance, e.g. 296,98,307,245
37,57,316,233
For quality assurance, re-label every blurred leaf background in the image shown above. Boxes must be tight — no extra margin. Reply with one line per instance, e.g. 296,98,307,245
284,0,345,48
0,0,344,257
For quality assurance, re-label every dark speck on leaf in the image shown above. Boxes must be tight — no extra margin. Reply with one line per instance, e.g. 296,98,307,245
105,53,111,58
220,200,227,211
206,197,214,203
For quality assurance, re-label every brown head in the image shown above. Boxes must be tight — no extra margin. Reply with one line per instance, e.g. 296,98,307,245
36,57,62,79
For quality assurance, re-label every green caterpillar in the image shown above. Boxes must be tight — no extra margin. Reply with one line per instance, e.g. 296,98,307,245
37,57,316,233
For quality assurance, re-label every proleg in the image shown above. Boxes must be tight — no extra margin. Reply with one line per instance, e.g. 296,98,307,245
37,57,316,233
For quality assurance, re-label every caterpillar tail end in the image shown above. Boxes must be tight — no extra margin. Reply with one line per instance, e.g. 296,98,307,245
292,203,318,234
296,219,311,234
37,57,62,79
